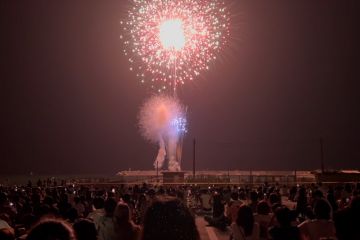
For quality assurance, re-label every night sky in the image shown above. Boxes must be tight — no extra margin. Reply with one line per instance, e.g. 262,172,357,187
1,0,359,174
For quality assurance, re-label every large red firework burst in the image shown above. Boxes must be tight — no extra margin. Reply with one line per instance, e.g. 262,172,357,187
121,0,230,92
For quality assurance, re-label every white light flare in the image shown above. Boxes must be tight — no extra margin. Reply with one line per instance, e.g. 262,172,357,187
159,19,185,51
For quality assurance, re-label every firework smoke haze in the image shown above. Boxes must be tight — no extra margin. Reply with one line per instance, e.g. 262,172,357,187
138,95,187,171
126,0,228,170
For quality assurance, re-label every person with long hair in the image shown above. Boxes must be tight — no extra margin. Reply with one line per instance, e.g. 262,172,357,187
73,218,98,240
334,196,360,240
231,205,260,240
268,206,300,240
113,202,141,240
26,218,76,240
142,196,199,240
254,201,272,240
298,198,336,240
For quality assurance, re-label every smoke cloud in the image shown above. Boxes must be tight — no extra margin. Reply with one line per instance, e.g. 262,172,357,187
138,95,187,171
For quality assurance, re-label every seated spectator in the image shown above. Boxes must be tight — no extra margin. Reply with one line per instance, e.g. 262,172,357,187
289,186,297,201
211,191,225,219
121,193,136,222
303,205,315,221
98,198,117,240
249,191,259,213
65,207,78,223
73,218,97,240
58,194,72,219
309,190,324,208
254,201,272,240
34,204,55,220
142,196,199,240
87,197,105,231
239,190,246,201
135,194,148,224
231,205,260,240
0,228,15,240
113,202,141,240
73,196,85,217
334,196,360,240
200,189,212,211
26,218,75,240
298,198,336,240
269,193,281,207
289,210,300,227
226,192,243,223
0,217,12,229
268,206,300,240
204,192,227,231
326,188,338,212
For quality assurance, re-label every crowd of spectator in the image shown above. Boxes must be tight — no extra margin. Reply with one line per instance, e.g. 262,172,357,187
0,179,359,240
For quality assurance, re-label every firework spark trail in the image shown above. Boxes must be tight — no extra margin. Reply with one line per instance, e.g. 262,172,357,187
121,0,230,92
124,0,230,170
138,95,187,171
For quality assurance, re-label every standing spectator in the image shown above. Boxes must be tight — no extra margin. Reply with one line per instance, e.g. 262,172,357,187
98,198,117,240
296,187,308,218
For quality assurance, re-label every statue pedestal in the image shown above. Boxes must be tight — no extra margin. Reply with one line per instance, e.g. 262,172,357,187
162,171,186,184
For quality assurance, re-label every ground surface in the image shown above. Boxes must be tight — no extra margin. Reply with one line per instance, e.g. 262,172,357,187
195,197,296,240
196,216,230,240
